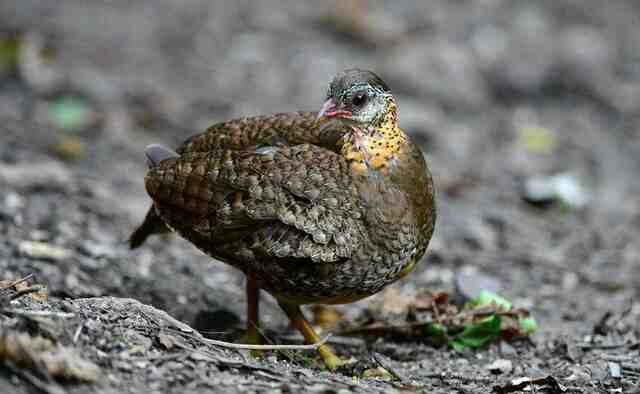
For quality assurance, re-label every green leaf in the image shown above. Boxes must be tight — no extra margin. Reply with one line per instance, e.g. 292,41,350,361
423,322,446,336
467,289,513,310
423,322,447,342
48,97,92,131
518,125,557,154
49,135,84,161
0,35,19,73
518,316,538,334
449,315,501,351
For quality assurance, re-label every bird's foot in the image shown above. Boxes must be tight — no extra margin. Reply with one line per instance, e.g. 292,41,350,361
239,327,266,358
318,344,357,371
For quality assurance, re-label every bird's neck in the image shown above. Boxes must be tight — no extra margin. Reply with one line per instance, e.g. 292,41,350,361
341,102,406,174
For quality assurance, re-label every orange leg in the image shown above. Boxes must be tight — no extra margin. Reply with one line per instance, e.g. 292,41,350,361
278,301,350,371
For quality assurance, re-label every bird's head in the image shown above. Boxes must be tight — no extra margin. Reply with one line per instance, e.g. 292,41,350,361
317,69,395,128
317,70,406,173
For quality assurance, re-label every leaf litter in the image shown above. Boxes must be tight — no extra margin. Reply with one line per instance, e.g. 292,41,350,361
338,289,537,351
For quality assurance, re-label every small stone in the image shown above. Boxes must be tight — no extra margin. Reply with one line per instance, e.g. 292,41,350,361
0,161,73,191
521,172,589,208
0,192,24,223
157,333,177,350
133,360,149,369
361,366,393,380
486,358,513,374
165,361,183,370
113,360,133,372
18,240,72,262
18,32,62,93
79,240,114,258
460,217,497,250
499,341,518,357
609,362,621,379
565,365,592,381
189,351,211,362
455,265,501,303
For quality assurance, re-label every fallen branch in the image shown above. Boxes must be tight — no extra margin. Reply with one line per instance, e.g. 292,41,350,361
493,376,565,394
10,285,46,301
1,309,75,319
201,334,331,350
0,274,34,290
166,326,331,350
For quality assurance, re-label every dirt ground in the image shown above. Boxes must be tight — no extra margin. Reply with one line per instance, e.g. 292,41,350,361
1,1,640,393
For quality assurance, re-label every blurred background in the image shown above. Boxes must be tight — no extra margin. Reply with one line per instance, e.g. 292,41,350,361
1,0,639,350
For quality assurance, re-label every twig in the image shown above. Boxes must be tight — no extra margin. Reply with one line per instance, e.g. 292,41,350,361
419,371,494,382
10,285,45,301
602,354,636,362
577,342,639,350
372,352,407,383
201,334,331,350
3,362,66,394
73,322,84,343
622,362,640,372
2,309,75,319
171,339,244,366
0,274,34,290
251,323,297,364
493,376,564,394
166,326,331,350
279,334,366,347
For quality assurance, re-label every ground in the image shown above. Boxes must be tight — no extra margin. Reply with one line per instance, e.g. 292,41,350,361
1,1,640,393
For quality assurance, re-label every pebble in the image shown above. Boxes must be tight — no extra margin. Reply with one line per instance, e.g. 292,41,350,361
18,240,73,262
0,192,24,223
521,172,589,208
499,341,518,357
460,217,497,250
455,265,501,302
79,240,115,258
608,362,621,379
486,358,513,374
0,161,73,191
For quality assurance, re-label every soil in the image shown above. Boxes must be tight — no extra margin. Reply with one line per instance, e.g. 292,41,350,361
1,1,640,393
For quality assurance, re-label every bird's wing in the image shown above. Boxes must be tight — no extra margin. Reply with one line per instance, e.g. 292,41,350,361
145,143,364,263
129,112,348,249
178,112,347,154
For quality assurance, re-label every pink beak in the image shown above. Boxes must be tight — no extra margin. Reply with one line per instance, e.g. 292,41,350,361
316,98,352,121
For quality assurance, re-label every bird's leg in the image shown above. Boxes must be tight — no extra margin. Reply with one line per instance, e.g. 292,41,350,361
278,301,351,371
242,276,263,345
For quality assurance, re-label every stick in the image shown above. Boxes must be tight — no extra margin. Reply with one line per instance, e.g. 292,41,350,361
0,274,34,290
200,334,331,350
73,322,84,343
2,309,75,319
10,285,45,301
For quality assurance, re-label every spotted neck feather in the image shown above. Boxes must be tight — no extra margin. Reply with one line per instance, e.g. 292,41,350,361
340,101,407,173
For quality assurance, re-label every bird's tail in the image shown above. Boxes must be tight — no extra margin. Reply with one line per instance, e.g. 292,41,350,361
129,144,180,249
129,206,170,249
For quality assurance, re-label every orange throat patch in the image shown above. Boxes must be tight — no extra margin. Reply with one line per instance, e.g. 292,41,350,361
341,103,406,173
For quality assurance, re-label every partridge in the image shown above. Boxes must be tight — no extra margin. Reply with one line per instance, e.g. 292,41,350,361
130,69,436,370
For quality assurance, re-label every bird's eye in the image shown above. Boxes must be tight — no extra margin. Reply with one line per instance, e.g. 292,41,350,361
352,92,367,107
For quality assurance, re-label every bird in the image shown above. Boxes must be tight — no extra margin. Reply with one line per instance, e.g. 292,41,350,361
129,69,436,370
